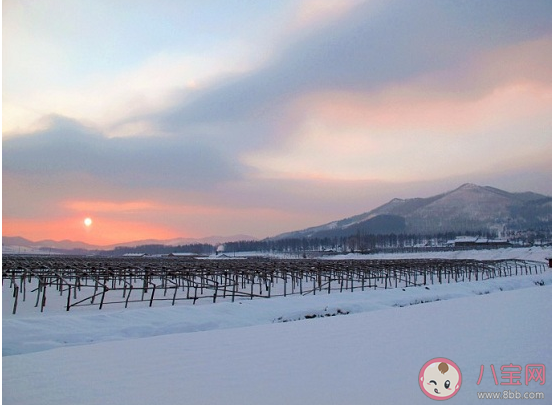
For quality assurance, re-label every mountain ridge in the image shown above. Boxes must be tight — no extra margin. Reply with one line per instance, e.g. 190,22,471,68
271,183,552,240
2,234,257,252
4,184,551,251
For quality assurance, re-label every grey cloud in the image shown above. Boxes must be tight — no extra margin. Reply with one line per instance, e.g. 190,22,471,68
3,115,248,190
159,0,552,133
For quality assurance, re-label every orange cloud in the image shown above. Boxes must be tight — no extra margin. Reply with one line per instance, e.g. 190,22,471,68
292,0,364,31
63,200,157,213
243,36,552,183
247,81,551,183
303,82,550,138
290,36,552,132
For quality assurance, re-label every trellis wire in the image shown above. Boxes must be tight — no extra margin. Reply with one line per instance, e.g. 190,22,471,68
2,255,546,314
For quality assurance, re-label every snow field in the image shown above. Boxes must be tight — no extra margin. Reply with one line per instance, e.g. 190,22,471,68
327,246,551,262
3,247,551,404
4,271,551,357
3,284,551,404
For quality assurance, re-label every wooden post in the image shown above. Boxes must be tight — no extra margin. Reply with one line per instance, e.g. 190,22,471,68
232,274,237,303
21,275,26,302
99,286,107,310
172,284,178,306
213,282,218,303
92,278,98,304
250,275,254,300
35,279,42,308
149,285,155,307
66,285,71,311
40,283,47,312
12,284,19,315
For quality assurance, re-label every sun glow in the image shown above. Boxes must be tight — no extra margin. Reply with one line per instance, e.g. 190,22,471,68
84,217,93,227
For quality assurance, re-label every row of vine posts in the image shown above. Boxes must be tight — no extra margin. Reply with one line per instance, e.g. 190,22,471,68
2,255,547,314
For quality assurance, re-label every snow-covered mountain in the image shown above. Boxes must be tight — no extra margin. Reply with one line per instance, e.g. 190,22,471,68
272,183,552,239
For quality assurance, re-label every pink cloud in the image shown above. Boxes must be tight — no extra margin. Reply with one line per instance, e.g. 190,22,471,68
63,200,157,213
246,38,552,184
292,36,552,133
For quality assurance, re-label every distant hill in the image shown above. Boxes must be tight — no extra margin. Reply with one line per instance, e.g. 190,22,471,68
2,234,257,252
2,237,100,251
271,183,552,239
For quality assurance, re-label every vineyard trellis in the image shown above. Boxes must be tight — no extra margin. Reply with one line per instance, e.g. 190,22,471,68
2,255,547,314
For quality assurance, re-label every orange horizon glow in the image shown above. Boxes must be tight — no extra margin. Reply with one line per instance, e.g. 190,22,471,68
2,217,183,247
2,197,336,245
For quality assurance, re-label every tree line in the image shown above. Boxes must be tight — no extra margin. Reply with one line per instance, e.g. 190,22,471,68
221,232,489,255
48,229,548,257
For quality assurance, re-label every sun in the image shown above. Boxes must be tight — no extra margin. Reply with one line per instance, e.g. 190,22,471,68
84,217,93,227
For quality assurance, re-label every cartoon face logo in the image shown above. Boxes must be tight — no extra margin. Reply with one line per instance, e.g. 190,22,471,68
419,358,462,400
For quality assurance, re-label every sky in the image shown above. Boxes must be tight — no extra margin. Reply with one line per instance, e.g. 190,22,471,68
3,0,552,246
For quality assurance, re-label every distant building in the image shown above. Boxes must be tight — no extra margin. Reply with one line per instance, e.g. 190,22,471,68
168,253,198,258
447,236,511,248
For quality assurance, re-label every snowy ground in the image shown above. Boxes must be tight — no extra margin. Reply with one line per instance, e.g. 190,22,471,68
3,247,552,404
215,246,552,262
326,246,551,262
